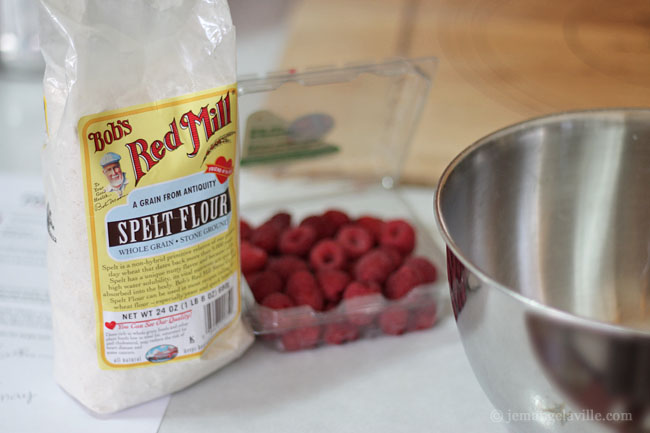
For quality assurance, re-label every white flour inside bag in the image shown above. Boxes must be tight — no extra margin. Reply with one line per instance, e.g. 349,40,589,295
39,0,253,414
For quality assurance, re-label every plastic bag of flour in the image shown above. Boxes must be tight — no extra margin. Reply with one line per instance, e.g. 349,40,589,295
39,0,254,413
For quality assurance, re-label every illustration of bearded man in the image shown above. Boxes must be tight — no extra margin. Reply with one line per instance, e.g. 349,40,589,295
100,152,128,198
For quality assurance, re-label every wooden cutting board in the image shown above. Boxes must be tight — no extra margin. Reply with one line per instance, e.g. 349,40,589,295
273,0,650,184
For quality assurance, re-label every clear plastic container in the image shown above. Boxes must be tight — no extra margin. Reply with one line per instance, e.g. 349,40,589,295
250,285,442,351
238,58,444,350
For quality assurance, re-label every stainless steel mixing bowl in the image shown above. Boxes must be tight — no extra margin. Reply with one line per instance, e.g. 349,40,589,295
434,109,650,433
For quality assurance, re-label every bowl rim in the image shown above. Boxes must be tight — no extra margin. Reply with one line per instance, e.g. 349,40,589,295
434,107,650,337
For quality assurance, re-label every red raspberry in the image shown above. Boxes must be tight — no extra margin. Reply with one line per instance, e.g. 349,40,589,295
261,292,295,310
290,286,324,312
309,240,346,271
354,249,393,285
384,264,423,300
300,215,333,239
377,246,403,270
323,209,351,233
247,270,283,303
380,219,416,255
258,292,295,333
285,270,324,311
379,306,409,335
342,281,381,326
266,255,309,282
268,211,292,232
250,221,280,253
408,303,438,331
403,256,438,283
240,219,253,241
285,270,317,294
281,320,321,351
278,226,317,257
241,241,267,275
323,322,359,345
343,281,381,299
316,269,351,302
356,215,385,242
336,225,373,259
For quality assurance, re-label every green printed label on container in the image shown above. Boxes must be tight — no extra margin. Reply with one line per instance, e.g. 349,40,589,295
241,110,339,165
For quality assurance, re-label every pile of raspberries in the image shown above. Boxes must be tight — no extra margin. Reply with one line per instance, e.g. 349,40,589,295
241,209,439,351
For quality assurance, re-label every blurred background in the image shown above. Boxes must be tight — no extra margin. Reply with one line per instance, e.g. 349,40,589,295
2,0,649,182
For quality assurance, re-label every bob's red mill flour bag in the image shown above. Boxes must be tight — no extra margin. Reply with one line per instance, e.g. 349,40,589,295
39,0,254,413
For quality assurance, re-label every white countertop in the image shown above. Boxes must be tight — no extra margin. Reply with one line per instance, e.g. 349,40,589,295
0,2,506,431
159,315,502,433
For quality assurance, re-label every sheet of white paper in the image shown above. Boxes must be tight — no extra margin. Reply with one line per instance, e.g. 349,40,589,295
0,174,170,433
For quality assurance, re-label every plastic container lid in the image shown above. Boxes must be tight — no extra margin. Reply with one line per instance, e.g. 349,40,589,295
238,57,437,199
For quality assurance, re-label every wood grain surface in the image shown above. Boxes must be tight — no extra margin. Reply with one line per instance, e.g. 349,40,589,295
272,0,650,184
